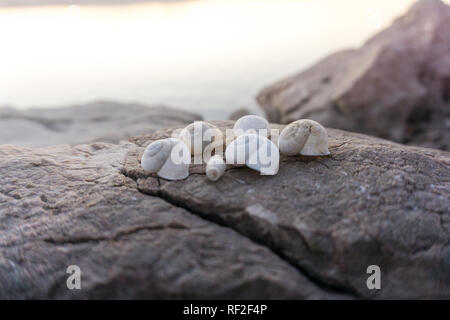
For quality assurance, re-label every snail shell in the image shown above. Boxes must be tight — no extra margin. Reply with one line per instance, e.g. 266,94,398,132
206,155,226,182
233,115,270,138
278,119,330,156
225,133,279,175
141,138,191,180
179,121,224,157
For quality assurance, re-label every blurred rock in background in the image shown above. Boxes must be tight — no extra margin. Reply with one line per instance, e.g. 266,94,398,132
0,101,201,147
227,108,252,120
257,0,450,151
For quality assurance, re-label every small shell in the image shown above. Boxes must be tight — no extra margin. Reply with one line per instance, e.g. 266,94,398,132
206,155,226,182
140,139,172,172
141,138,191,180
179,121,224,157
233,115,270,138
225,133,279,175
278,119,330,156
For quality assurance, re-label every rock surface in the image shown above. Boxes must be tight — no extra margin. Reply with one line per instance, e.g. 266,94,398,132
0,101,201,147
1,121,449,299
257,0,450,151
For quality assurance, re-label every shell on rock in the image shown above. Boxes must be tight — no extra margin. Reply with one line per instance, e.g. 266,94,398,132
141,138,191,180
278,119,330,156
206,155,226,182
233,115,270,138
178,121,224,157
225,133,279,175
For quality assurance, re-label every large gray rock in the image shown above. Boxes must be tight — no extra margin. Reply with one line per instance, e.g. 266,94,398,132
257,0,450,151
1,121,449,299
0,101,201,147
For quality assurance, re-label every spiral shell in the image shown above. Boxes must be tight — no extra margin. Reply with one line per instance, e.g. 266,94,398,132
278,119,330,156
206,155,226,182
233,115,270,138
179,121,224,157
141,138,191,180
225,133,279,175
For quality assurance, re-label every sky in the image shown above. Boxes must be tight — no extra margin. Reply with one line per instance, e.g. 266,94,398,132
0,0,447,119
0,0,182,6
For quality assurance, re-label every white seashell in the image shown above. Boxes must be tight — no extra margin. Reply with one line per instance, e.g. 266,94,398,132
206,155,226,182
141,138,191,180
278,119,330,156
233,115,270,138
140,139,172,172
179,121,223,157
225,133,279,175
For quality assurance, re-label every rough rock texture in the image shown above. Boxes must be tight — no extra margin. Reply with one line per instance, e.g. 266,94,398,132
257,0,450,151
1,121,449,299
0,101,201,147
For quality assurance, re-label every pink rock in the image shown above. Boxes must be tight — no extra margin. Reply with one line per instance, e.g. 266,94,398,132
257,0,450,150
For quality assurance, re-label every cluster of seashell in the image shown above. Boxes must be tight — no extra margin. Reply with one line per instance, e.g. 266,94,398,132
141,115,330,181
